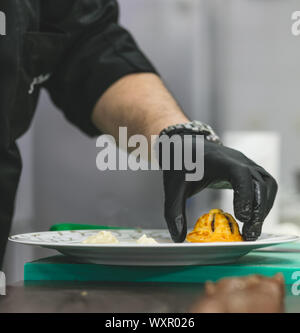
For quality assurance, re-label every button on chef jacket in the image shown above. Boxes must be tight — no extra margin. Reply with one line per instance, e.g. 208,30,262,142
0,0,157,266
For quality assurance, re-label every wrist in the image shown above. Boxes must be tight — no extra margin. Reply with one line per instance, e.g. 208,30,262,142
146,114,190,138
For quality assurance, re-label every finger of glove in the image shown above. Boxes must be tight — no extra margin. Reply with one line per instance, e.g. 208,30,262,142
230,167,254,223
262,174,278,220
163,171,188,243
242,175,267,241
253,167,278,220
251,170,268,222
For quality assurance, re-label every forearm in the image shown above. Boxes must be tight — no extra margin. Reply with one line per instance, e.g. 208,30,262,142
91,73,189,143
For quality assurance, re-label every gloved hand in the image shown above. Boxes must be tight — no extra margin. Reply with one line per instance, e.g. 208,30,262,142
160,135,278,242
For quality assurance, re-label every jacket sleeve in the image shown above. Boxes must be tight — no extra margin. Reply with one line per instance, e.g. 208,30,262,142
42,0,158,136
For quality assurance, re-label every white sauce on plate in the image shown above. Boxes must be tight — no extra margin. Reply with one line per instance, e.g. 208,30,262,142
82,231,119,244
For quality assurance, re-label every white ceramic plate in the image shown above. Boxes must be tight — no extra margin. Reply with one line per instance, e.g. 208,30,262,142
9,229,299,266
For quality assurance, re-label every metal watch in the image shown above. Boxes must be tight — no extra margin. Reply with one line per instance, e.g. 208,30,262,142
159,120,222,145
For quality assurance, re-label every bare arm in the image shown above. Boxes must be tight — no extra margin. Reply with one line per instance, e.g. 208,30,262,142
91,73,189,143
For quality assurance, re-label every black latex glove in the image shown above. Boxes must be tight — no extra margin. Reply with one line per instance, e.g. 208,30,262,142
161,136,278,242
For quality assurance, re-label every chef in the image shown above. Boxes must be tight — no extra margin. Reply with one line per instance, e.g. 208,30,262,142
0,0,277,267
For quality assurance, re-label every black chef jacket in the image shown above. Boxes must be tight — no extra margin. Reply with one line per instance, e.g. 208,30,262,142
0,0,156,267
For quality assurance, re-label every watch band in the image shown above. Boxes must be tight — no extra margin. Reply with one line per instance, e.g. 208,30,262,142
159,120,222,145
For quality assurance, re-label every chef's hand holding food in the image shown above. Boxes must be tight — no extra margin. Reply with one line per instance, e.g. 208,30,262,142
158,126,278,242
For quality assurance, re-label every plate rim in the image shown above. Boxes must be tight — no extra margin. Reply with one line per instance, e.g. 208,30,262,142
8,229,300,248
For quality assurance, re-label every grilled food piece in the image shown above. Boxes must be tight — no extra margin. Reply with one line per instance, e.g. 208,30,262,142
186,209,243,242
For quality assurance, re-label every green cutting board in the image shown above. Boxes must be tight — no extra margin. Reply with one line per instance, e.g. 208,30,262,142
24,250,300,285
